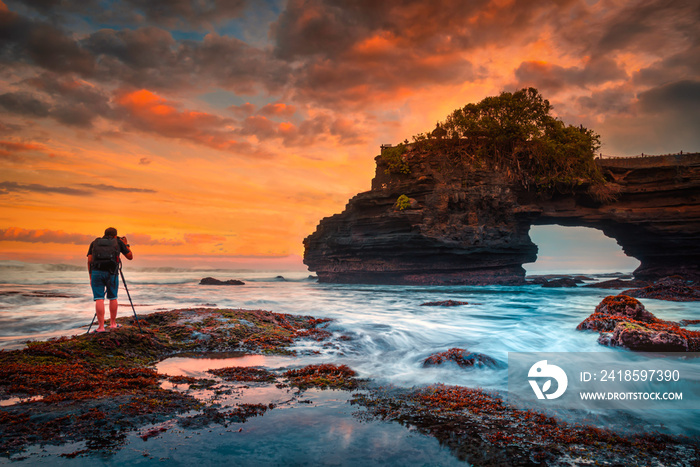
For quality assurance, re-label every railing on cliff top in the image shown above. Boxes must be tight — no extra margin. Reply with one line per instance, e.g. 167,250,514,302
380,143,699,169
596,152,700,168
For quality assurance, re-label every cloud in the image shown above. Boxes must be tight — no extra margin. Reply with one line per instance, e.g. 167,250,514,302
637,80,700,114
183,233,226,244
128,233,184,246
0,227,94,244
0,227,192,246
258,103,296,118
228,102,256,117
0,140,46,161
591,0,699,56
269,0,573,106
0,6,95,75
0,91,51,117
0,181,91,196
77,183,157,193
0,181,156,196
114,88,247,151
0,140,45,152
513,57,628,94
20,0,249,30
0,75,113,128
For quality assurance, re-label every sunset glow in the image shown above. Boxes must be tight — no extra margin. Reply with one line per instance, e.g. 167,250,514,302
1,0,698,268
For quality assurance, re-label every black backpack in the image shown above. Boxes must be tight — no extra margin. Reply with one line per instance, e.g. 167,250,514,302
91,237,120,274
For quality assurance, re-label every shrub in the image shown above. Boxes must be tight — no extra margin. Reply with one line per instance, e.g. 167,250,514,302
395,194,411,211
381,143,410,174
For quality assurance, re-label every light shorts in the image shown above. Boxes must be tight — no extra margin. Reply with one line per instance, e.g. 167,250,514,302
91,269,119,301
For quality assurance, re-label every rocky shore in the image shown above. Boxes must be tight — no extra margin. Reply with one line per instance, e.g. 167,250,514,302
1,306,698,465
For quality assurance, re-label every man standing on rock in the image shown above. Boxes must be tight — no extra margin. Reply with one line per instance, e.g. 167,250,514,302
87,227,133,332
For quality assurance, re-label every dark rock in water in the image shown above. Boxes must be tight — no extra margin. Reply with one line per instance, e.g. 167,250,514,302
680,319,700,326
577,295,700,351
541,278,578,288
420,300,469,306
199,277,245,286
423,348,500,368
621,276,700,302
583,279,650,289
303,146,700,285
598,322,692,352
275,276,287,281
529,275,592,285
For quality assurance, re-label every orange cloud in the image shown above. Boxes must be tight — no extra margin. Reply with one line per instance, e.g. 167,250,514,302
0,227,93,244
0,141,45,151
258,103,296,118
115,89,244,152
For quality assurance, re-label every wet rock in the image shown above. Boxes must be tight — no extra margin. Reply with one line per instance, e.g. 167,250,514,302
283,364,364,390
583,279,650,289
199,277,245,285
599,322,691,352
422,348,500,368
621,276,700,302
420,300,469,306
577,295,700,352
541,278,578,288
351,383,700,467
593,295,658,322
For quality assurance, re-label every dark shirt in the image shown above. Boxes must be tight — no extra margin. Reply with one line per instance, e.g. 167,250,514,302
87,236,130,266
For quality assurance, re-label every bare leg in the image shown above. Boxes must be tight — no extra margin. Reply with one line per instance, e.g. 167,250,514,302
109,299,118,328
95,299,106,332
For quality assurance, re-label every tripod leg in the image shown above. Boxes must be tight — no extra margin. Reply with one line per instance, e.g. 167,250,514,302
86,312,96,334
119,265,142,332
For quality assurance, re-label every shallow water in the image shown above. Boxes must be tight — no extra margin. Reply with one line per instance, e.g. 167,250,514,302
1,262,699,463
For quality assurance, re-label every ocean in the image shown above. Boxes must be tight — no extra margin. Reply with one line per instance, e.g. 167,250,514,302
1,261,698,465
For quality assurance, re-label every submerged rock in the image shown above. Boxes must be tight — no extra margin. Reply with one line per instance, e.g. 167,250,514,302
577,295,700,351
422,348,500,368
541,278,578,288
621,276,700,301
199,277,245,285
583,278,650,289
420,300,469,306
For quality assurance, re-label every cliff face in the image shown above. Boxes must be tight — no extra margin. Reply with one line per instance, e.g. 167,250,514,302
303,148,700,284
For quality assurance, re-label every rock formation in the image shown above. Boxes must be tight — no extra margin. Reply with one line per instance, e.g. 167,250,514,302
199,277,245,285
303,147,700,285
577,295,700,352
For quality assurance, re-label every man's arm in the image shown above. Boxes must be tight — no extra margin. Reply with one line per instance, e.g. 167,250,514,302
119,236,134,260
87,254,92,282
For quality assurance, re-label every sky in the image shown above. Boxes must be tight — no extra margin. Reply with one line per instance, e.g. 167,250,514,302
0,0,698,271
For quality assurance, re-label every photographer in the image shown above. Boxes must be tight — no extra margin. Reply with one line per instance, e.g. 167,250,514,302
86,227,133,332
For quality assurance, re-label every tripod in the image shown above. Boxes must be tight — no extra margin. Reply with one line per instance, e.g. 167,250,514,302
87,262,142,333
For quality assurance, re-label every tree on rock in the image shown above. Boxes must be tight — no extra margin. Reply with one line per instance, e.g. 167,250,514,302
425,88,605,196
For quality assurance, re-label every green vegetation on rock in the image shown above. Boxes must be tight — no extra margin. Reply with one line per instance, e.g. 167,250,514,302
395,194,411,211
381,143,410,174
411,88,614,200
